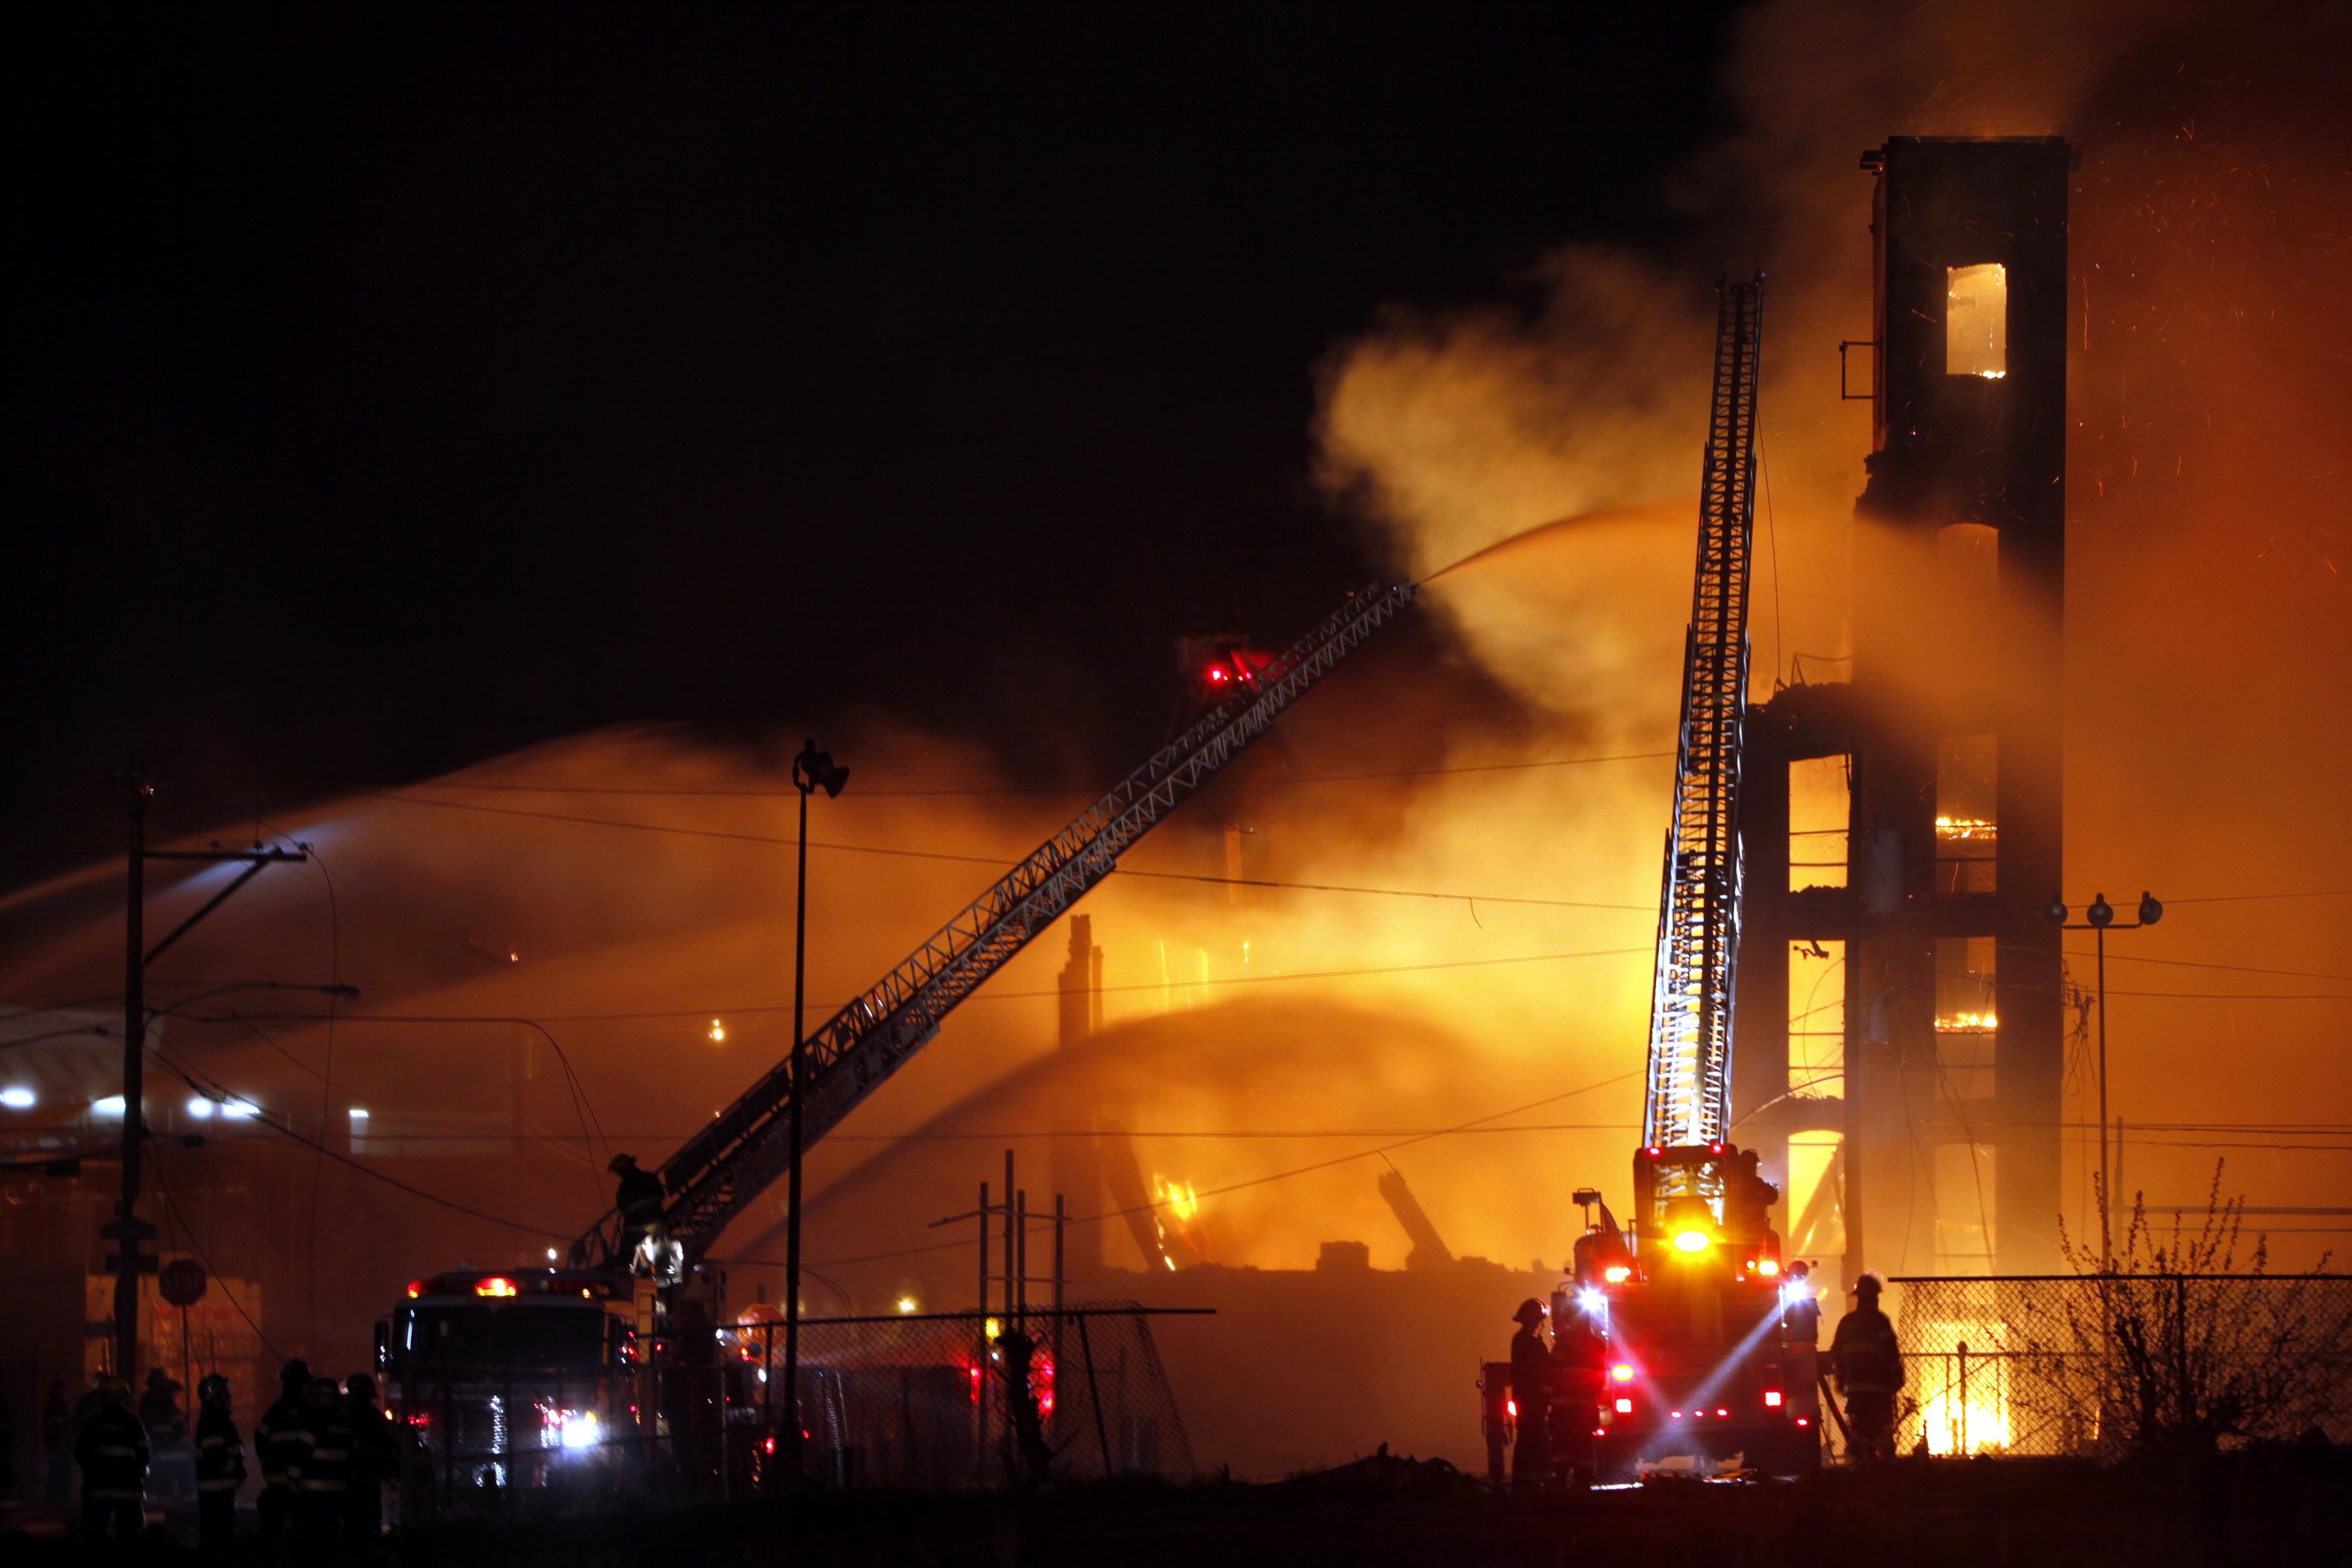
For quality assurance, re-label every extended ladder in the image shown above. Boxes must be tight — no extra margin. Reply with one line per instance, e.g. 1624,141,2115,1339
1642,277,1765,1152
581,581,1418,1266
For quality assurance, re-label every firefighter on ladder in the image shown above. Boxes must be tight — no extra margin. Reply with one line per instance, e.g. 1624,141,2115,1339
1830,1271,1904,1462
610,1153,683,1281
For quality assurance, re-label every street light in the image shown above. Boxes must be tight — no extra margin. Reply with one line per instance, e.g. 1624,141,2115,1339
783,738,847,1478
2042,889,2163,1268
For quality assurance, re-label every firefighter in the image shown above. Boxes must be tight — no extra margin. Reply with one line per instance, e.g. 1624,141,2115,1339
297,1376,353,1538
140,1369,191,1498
194,1373,245,1550
253,1358,314,1535
994,1325,1054,1486
43,1378,74,1503
1508,1298,1556,1487
74,1374,149,1542
343,1373,391,1538
610,1153,668,1268
1829,1271,1905,1462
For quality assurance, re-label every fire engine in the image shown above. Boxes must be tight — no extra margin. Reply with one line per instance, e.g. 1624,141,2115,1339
377,582,1418,1498
1490,278,1821,1483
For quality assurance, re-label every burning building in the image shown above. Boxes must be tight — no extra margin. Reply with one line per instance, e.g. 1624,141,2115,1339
1737,137,2072,1279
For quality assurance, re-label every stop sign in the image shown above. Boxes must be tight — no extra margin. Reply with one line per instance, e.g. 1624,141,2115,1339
159,1258,207,1308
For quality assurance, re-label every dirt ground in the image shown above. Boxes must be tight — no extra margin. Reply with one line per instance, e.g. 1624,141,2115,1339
6,1450,2345,1566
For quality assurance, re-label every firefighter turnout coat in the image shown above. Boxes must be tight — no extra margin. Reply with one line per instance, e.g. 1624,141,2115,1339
76,1403,150,1507
196,1407,247,1497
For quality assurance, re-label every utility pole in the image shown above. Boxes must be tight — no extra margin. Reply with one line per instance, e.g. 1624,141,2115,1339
782,740,847,1480
106,760,311,1385
2043,890,2163,1269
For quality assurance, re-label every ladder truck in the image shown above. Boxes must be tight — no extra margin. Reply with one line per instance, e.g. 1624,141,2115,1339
1500,277,1817,1484
376,580,1417,1499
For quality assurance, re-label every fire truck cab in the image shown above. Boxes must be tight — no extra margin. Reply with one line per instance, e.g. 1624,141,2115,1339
377,1268,647,1498
1582,1145,1818,1481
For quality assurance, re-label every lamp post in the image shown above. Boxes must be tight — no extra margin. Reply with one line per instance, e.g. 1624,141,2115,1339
783,738,847,1478
2041,889,2163,1269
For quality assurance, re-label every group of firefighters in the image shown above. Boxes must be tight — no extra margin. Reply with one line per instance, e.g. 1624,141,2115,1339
43,1357,393,1548
1503,1266,1908,1484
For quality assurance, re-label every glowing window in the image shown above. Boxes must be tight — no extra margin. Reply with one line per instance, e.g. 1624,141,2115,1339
1788,939,1844,1095
1788,755,1850,892
1936,735,1997,894
1935,936,1997,1101
1786,1133,1846,1258
1946,264,2007,378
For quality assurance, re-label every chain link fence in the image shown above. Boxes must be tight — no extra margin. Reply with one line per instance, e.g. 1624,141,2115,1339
387,1299,1191,1522
1872,1275,2352,1459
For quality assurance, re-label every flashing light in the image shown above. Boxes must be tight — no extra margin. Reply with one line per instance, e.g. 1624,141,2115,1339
763,1435,776,1456
1609,1364,1635,1384
896,1296,919,1315
94,1096,127,1117
1758,1258,1780,1277
1505,1397,1518,1420
1796,1417,1811,1428
1576,1286,1605,1315
186,1097,215,1119
1765,1390,1783,1407
558,1410,600,1450
1614,1397,1633,1414
406,1280,425,1299
1207,666,1229,685
1670,1410,1682,1420
1672,1230,1711,1253
1715,1407,1729,1419
546,1248,558,1262
1603,1265,1631,1284
0,1085,34,1109
1709,1143,1723,1154
1645,1146,1661,1158
476,1277,519,1298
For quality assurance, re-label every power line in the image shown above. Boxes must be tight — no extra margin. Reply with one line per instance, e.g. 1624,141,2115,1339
201,944,1654,1030
342,749,1677,800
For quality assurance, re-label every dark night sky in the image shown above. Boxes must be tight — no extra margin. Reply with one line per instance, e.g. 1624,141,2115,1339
4,5,1739,883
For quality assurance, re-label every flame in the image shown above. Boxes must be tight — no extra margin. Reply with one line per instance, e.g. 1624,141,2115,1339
1936,1011,1999,1032
1934,816,1997,841
1154,1175,1200,1223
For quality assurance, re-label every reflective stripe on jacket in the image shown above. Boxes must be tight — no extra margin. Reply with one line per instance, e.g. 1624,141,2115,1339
255,1396,313,1486
196,1408,246,1492
297,1405,353,1494
75,1405,150,1500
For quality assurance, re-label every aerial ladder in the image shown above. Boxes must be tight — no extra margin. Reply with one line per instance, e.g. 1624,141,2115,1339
576,579,1419,1272
1533,277,1816,1482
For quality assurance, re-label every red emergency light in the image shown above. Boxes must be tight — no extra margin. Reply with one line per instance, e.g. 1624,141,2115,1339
1614,1397,1633,1414
1609,1363,1635,1383
1764,1390,1783,1408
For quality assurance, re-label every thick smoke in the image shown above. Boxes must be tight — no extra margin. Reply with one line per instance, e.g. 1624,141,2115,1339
1315,0,2352,1268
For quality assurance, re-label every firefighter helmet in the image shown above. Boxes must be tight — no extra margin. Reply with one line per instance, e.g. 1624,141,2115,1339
278,1357,311,1389
609,1152,640,1173
97,1375,131,1400
345,1373,376,1401
199,1375,231,1403
1512,1297,1548,1326
1854,1269,1886,1298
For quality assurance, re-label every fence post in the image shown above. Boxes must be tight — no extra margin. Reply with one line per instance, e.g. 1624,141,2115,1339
1957,1341,1968,1454
1076,1313,1112,1477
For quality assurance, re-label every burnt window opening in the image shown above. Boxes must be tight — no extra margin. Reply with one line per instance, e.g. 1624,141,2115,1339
1788,754,1852,892
1788,938,1845,1096
1936,734,1997,894
1946,263,2007,379
1935,934,1997,1101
